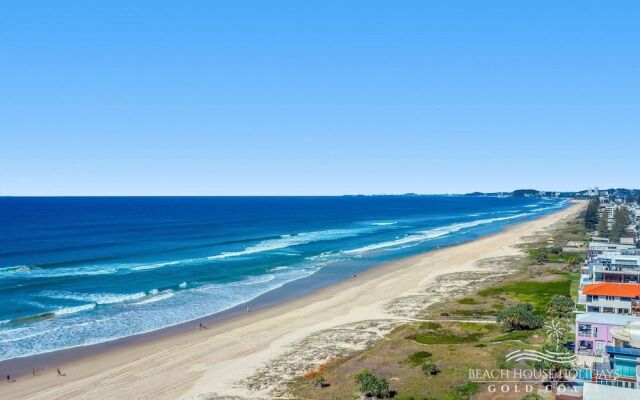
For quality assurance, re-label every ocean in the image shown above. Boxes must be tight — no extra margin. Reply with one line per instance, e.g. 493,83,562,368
0,196,567,361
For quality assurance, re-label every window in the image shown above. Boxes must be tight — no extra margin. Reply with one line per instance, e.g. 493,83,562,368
602,307,615,314
578,324,593,336
614,356,638,378
605,296,615,301
618,308,629,314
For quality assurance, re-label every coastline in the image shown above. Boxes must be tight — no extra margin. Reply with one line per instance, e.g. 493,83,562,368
0,201,584,399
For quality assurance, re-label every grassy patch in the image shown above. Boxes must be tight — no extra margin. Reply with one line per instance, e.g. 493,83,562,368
420,322,441,330
410,331,481,345
407,351,433,365
457,297,480,305
451,309,496,317
569,271,581,301
493,330,536,342
478,277,571,315
446,381,479,400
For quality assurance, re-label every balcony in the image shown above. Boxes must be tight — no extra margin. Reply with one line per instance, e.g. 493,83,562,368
577,348,605,357
593,265,640,276
605,345,640,357
577,331,595,338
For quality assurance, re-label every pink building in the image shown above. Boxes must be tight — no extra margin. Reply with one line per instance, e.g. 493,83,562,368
575,313,640,366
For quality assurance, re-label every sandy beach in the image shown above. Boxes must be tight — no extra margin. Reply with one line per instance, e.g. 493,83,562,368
0,202,584,400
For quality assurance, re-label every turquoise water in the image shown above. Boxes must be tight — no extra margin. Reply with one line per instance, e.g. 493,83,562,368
0,196,567,361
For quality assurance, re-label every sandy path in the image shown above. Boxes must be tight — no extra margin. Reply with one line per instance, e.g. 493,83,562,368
1,202,584,400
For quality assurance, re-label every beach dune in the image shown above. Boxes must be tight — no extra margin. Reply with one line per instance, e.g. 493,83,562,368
1,202,584,400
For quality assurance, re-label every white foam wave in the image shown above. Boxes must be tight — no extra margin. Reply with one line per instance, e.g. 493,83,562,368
132,291,175,306
0,265,117,279
370,221,397,226
228,274,276,286
207,228,363,260
344,213,530,255
131,260,182,271
529,204,563,213
0,265,32,273
0,257,204,281
54,304,96,316
268,266,290,272
41,291,146,305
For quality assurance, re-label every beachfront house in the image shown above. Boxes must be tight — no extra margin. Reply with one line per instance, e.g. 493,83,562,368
590,254,640,284
582,283,640,315
579,321,640,395
587,242,637,259
575,314,640,366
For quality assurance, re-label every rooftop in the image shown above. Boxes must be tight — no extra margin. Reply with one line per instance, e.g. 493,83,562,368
582,282,640,297
588,242,635,251
620,237,636,245
576,313,640,325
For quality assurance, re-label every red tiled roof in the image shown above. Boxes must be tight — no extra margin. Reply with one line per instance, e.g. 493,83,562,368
583,282,640,297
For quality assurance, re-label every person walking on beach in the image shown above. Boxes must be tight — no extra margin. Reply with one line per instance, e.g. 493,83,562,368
245,305,250,312
57,368,62,376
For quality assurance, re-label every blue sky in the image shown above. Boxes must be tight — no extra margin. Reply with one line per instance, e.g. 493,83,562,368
1,1,638,195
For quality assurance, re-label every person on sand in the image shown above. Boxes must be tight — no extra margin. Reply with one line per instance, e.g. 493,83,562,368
245,305,250,312
57,368,62,376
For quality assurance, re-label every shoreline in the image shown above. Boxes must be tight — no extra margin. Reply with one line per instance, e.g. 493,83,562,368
0,203,565,370
0,202,584,399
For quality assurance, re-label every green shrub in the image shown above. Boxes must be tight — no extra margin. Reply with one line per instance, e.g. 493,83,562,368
546,295,574,318
496,303,543,331
421,360,439,376
354,369,390,398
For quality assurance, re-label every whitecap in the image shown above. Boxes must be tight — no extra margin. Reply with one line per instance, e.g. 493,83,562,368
41,291,146,305
130,260,183,271
54,303,96,316
268,266,290,272
207,228,364,260
344,213,530,255
132,291,175,306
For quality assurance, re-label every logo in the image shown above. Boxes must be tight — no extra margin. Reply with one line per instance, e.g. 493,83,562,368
505,349,576,364
505,319,576,364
